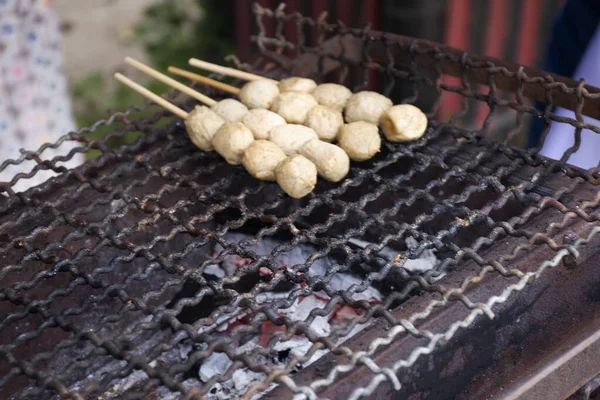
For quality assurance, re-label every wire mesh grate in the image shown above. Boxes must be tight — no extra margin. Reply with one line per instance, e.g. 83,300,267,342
0,3,599,400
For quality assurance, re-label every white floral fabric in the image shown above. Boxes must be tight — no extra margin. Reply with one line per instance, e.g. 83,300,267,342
0,0,82,193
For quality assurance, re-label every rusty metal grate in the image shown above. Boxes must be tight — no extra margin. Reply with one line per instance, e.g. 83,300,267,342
1,3,600,400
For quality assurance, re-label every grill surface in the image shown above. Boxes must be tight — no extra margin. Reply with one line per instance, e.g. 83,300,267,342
1,4,600,400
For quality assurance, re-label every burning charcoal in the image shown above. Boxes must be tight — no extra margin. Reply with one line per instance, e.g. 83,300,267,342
273,336,312,360
179,343,193,360
231,369,267,392
219,254,251,276
404,236,437,273
109,198,127,213
284,295,331,337
214,232,337,279
330,304,362,322
199,352,232,383
204,264,226,278
348,236,438,274
255,291,297,303
260,321,287,347
327,272,383,302
197,308,251,335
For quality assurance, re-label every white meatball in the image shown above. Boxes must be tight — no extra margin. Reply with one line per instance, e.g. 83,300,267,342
242,140,287,181
212,122,254,165
313,83,353,112
299,139,349,182
242,109,286,140
338,121,381,162
379,104,428,142
275,154,317,199
270,92,318,124
239,79,280,109
184,105,226,151
211,98,248,122
279,77,317,93
269,124,318,156
304,105,344,142
344,91,393,124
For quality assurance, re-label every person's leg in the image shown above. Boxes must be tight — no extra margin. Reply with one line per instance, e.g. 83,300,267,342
538,23,600,169
528,0,600,150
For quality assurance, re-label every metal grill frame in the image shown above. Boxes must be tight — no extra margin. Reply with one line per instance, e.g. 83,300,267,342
0,3,599,400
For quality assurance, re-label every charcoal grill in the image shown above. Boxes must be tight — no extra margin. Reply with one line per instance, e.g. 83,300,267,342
1,3,600,400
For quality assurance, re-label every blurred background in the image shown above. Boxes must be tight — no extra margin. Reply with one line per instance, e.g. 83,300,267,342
54,0,565,152
0,0,565,184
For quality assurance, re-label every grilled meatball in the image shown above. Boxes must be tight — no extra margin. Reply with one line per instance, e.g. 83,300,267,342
269,124,318,156
184,105,226,151
279,77,317,93
299,139,349,182
304,105,344,142
338,121,381,161
239,79,280,109
379,104,428,142
211,98,248,122
344,91,393,124
271,92,318,124
275,154,318,199
212,122,255,165
242,140,287,181
313,83,353,112
242,108,286,140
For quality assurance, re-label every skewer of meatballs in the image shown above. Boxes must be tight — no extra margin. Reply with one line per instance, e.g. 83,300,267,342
168,67,382,163
115,58,429,198
116,58,350,198
171,58,429,152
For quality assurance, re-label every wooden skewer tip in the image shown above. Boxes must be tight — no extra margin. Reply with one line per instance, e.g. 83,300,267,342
188,58,277,84
124,57,217,107
168,66,241,95
113,73,189,119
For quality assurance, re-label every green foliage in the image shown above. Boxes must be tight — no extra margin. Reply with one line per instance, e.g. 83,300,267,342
135,0,233,71
71,73,164,159
71,0,234,159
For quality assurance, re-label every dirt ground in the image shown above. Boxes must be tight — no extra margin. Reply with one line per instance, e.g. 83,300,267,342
55,0,159,82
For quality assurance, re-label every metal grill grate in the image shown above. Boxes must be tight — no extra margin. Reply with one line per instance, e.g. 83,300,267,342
1,4,600,400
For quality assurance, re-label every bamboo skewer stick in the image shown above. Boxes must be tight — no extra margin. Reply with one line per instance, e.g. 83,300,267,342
168,66,240,95
115,70,320,198
180,60,427,154
187,59,317,93
179,61,348,142
125,57,216,107
114,73,188,119
189,58,277,83
128,58,251,124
